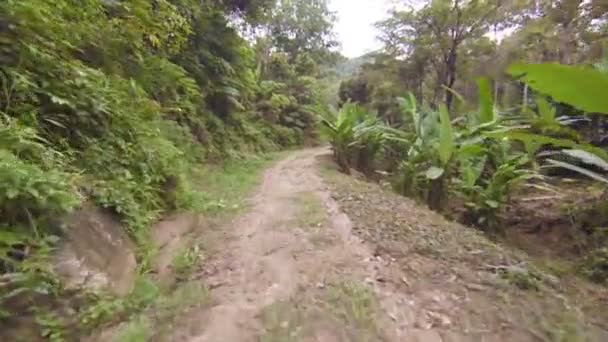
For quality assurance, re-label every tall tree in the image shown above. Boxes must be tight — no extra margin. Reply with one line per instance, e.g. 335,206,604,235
266,0,339,64
378,0,516,109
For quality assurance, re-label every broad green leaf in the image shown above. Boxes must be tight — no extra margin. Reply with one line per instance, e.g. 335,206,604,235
476,78,494,124
485,200,500,209
508,63,608,114
397,93,420,135
458,143,485,157
459,155,487,187
425,166,444,180
6,188,19,199
0,231,26,245
438,104,454,166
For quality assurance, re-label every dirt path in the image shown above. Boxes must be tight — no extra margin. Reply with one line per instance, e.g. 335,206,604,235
166,148,608,342
165,148,405,341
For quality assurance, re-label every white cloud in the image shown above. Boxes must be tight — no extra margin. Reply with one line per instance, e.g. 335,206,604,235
329,0,393,58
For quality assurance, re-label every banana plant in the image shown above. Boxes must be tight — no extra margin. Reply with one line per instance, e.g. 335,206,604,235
456,150,535,232
351,114,392,175
318,103,363,173
319,103,397,175
396,93,456,209
426,104,455,210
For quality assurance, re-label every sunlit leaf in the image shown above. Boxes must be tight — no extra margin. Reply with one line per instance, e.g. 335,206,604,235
425,166,444,180
508,63,608,114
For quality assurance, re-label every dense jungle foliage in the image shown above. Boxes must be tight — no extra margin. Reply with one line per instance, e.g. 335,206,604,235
326,0,608,282
2,0,608,339
0,0,339,331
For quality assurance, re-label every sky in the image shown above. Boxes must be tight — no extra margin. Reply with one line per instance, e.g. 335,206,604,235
328,0,394,58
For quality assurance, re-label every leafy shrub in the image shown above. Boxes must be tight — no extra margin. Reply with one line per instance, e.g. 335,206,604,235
321,101,406,178
0,0,316,329
0,150,78,219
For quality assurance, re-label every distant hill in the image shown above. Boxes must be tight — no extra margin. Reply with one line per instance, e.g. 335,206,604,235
334,53,376,78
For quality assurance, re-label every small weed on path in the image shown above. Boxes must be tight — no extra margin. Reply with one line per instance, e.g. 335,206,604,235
323,281,381,340
113,316,151,342
260,280,383,342
112,281,209,341
261,301,307,342
293,191,331,246
171,241,204,278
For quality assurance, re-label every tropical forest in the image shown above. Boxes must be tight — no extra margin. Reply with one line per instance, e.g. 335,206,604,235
1,0,608,341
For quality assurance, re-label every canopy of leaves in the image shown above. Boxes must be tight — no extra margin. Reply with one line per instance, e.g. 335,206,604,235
266,0,339,64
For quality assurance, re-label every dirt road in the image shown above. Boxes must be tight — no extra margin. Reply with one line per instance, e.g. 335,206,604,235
165,148,607,342
166,148,400,341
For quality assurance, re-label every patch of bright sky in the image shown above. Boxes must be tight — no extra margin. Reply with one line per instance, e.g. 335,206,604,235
329,0,395,58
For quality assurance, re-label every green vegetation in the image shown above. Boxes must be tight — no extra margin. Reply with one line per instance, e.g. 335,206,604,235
324,281,379,336
171,243,203,278
295,192,326,229
326,0,608,285
113,281,209,341
0,0,339,337
328,62,608,241
196,154,283,215
2,0,608,338
294,192,331,246
113,316,152,342
581,247,608,284
260,280,381,342
260,301,307,342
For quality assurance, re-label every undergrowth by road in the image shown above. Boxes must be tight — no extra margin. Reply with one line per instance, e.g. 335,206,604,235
319,154,608,342
85,153,284,342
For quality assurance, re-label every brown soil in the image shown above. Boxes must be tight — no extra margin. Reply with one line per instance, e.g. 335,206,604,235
501,180,605,259
158,149,608,341
151,213,204,282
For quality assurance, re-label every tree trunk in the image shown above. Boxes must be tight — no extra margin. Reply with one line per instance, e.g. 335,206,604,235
356,148,371,176
427,176,445,211
445,48,458,110
335,148,351,175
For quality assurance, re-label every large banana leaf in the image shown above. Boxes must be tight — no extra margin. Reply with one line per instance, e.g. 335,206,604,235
508,63,608,114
